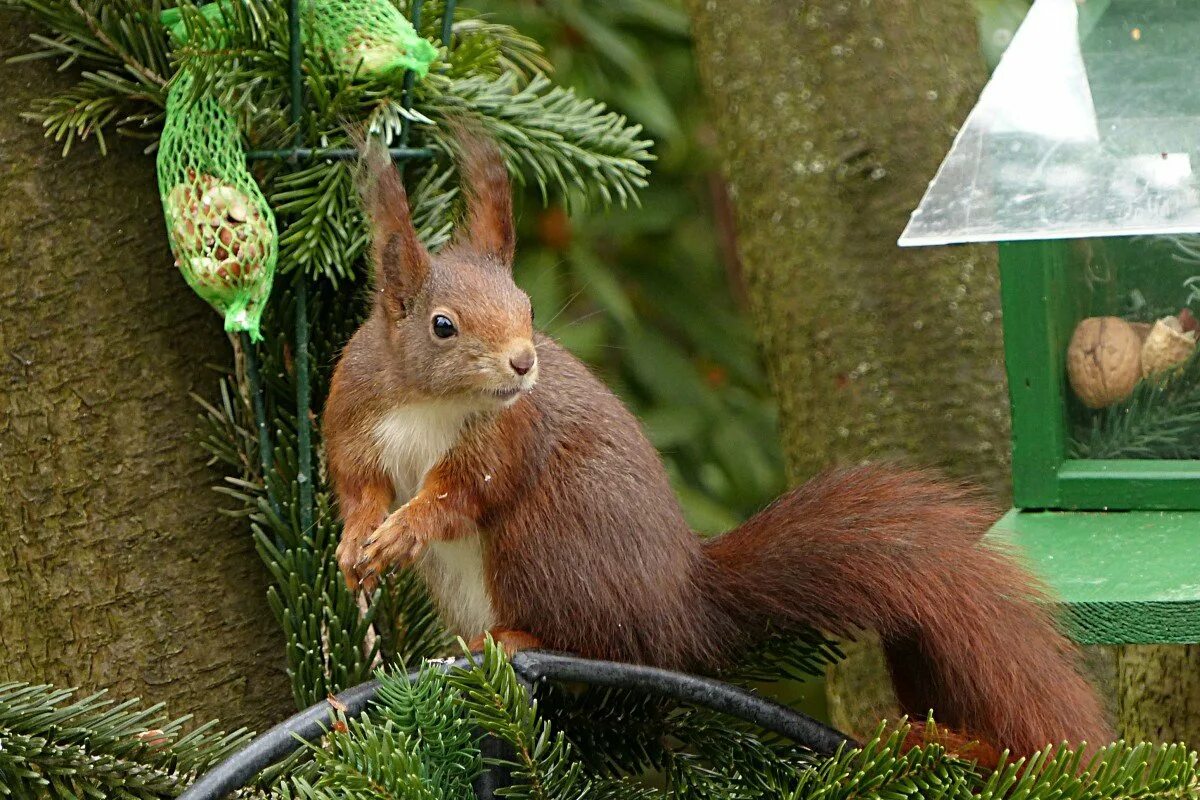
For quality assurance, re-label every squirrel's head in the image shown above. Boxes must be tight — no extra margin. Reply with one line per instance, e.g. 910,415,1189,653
360,132,536,406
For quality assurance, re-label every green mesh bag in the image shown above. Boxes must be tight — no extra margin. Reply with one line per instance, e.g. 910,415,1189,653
156,7,278,341
305,0,438,78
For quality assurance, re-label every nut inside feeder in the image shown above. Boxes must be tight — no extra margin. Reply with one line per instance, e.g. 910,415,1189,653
1067,310,1200,411
1141,315,1198,379
1066,316,1143,409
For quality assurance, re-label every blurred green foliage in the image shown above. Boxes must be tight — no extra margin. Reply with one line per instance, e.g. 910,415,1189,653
472,0,786,533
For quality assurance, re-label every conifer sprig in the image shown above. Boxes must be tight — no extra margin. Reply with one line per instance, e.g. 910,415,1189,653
0,681,250,800
263,646,1200,800
6,0,652,282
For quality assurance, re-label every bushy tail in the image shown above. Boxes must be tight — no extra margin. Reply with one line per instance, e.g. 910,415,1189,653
701,465,1111,757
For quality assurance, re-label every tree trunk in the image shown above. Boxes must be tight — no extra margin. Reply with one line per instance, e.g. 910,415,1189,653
684,0,1009,736
1118,646,1200,746
0,14,290,732
685,0,1200,748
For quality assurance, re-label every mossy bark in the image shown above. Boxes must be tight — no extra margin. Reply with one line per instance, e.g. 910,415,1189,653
1118,646,1200,746
0,14,289,731
684,0,1009,736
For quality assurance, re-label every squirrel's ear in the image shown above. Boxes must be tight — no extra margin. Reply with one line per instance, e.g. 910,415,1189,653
455,131,515,266
359,141,430,319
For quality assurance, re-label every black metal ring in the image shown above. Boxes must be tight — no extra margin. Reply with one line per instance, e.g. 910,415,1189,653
178,651,854,800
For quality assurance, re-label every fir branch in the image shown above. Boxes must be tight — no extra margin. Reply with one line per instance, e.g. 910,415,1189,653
275,652,1200,800
421,71,653,210
66,0,168,87
194,377,260,499
448,639,649,800
444,16,550,79
273,665,480,800
537,683,671,778
787,724,1199,800
788,724,972,800
198,292,384,707
26,78,127,155
270,150,457,283
670,710,819,799
22,67,166,153
3,0,172,79
404,159,459,251
538,679,818,797
5,0,171,152
0,682,250,800
449,639,582,800
273,158,366,285
371,567,454,669
282,715,450,800
728,628,844,685
372,665,479,796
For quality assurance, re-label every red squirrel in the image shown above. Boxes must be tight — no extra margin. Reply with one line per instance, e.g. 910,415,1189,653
323,134,1112,759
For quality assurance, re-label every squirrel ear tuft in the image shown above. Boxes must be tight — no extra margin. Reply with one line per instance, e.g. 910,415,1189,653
357,136,430,319
453,127,515,267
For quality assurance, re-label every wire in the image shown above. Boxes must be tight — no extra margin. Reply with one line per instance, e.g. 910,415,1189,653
240,332,281,521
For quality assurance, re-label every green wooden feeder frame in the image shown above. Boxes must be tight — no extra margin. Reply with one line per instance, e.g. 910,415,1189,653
901,0,1200,646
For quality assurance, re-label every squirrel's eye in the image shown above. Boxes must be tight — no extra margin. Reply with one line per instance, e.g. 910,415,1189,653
431,314,457,339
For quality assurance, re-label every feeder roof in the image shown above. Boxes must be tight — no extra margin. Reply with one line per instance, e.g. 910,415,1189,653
900,0,1200,247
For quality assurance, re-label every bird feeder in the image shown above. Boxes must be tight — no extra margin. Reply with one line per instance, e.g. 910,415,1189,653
901,0,1200,645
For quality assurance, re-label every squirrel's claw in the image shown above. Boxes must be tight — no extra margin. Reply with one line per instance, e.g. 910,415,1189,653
336,536,365,590
358,567,380,594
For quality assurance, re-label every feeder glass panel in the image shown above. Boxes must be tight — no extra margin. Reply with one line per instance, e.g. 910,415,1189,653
900,0,1200,247
1061,237,1200,462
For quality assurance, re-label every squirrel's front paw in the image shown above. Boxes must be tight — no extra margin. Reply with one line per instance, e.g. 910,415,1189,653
357,505,429,591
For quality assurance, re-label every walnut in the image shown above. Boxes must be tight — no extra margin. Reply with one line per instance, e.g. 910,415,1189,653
1066,317,1142,409
1141,315,1197,378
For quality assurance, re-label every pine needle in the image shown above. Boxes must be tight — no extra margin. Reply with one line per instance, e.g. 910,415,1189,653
1072,350,1200,459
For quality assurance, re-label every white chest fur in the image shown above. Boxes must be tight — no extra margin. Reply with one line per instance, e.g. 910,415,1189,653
371,402,496,636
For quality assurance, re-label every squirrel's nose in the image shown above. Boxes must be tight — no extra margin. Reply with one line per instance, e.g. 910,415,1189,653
509,348,536,376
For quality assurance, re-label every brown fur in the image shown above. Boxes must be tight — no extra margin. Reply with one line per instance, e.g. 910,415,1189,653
323,133,1112,759
467,628,545,655
703,469,1111,756
898,724,1003,770
452,128,515,264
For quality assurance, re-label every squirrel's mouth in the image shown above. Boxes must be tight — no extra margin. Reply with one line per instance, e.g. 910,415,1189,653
488,386,523,401
486,376,537,404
